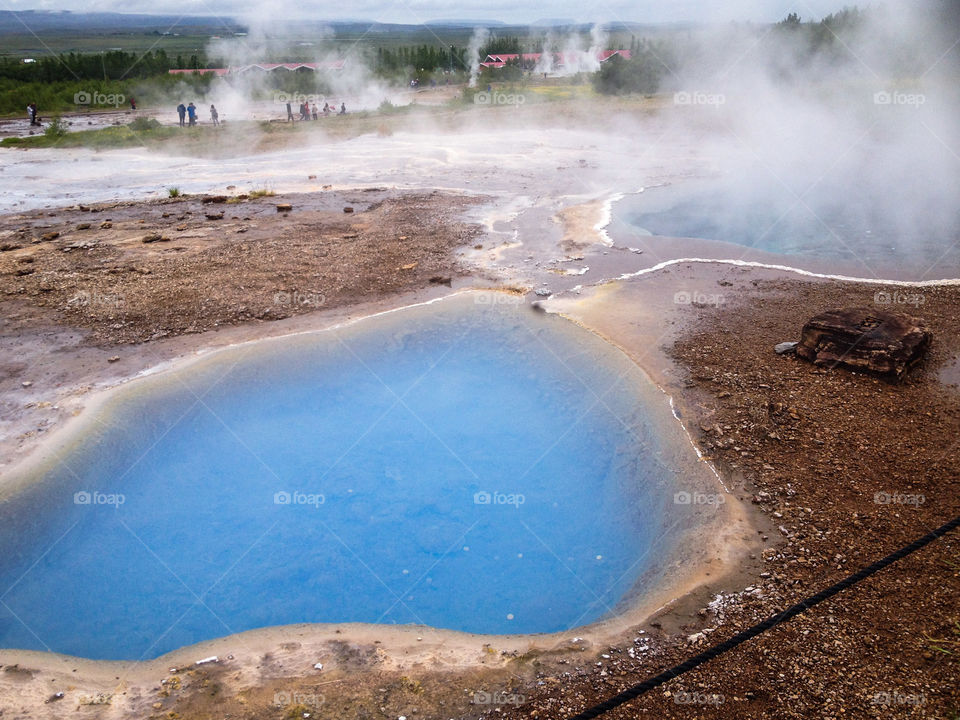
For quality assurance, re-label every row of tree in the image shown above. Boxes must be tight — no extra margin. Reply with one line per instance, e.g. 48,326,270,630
374,45,467,74
0,50,222,82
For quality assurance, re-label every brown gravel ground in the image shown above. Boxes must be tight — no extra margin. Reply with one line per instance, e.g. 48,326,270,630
495,279,960,720
0,189,483,345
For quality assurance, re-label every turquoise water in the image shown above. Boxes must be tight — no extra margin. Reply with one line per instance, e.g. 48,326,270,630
617,172,960,279
0,297,684,660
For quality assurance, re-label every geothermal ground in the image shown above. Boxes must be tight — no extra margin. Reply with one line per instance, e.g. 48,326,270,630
0,99,957,720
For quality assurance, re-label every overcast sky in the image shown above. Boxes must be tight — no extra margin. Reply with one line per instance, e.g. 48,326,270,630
4,0,866,25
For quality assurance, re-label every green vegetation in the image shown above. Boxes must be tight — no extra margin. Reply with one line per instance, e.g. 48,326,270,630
593,51,663,95
1,118,180,148
167,187,180,198
0,72,214,117
248,188,275,198
43,115,67,139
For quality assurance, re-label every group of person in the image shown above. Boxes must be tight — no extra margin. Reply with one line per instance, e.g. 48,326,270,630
26,103,41,126
176,102,219,127
286,100,346,122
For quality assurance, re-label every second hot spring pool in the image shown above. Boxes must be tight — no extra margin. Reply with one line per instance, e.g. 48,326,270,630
0,293,715,660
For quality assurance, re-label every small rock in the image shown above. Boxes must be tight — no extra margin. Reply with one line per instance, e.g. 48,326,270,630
22,381,33,387
774,341,798,355
343,206,354,213
205,212,224,221
76,223,91,230
276,204,293,213
108,356,120,363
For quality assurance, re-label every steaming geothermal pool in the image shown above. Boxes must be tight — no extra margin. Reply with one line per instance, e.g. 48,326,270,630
0,295,698,660
614,172,960,280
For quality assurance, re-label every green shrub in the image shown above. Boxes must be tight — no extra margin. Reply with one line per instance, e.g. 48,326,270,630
43,116,68,139
129,117,162,132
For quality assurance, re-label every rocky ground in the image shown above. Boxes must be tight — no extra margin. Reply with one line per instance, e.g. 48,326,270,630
493,279,960,720
0,189,483,346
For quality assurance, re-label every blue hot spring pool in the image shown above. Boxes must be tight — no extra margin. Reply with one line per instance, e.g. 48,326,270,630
0,295,696,660
615,170,960,280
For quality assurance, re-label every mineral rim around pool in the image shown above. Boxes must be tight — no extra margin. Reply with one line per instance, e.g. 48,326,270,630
0,292,725,660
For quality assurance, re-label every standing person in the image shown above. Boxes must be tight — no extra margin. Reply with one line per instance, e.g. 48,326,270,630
339,102,346,115
311,103,318,120
27,103,36,125
210,104,220,126
322,102,330,116
130,97,137,111
177,102,186,127
286,101,293,122
187,102,197,126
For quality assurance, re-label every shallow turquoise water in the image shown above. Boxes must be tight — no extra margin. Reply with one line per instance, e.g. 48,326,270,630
0,298,684,660
616,172,960,279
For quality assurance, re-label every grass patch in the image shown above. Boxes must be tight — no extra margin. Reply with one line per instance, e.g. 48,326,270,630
248,188,275,198
1,122,181,149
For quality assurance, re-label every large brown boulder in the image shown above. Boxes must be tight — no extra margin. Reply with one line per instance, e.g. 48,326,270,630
796,307,931,380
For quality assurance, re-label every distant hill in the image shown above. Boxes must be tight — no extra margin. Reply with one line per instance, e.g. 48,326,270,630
422,19,508,27
0,10,240,33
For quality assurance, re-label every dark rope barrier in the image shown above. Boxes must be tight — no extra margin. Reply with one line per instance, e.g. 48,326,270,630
569,514,960,720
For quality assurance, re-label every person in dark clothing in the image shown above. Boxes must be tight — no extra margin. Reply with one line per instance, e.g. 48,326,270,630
187,102,197,126
177,103,186,127
210,104,220,126
286,102,293,122
339,102,346,115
